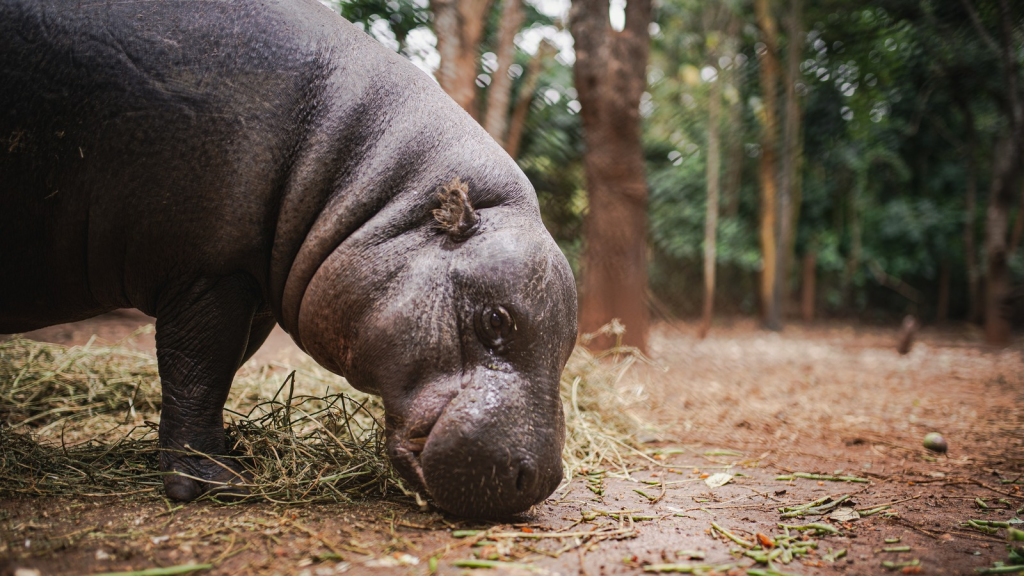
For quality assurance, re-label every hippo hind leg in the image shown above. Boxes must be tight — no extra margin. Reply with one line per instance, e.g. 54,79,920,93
154,273,268,501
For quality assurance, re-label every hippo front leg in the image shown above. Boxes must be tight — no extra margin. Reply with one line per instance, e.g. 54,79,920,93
154,273,268,501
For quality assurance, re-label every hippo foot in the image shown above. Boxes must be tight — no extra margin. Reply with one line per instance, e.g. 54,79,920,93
161,456,252,502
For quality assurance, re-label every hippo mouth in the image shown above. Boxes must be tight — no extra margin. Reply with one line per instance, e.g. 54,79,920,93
383,376,565,519
387,420,435,491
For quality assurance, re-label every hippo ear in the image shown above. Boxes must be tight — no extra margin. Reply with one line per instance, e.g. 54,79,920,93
432,177,480,241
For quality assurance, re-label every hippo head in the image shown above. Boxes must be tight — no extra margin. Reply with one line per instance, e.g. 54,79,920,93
296,175,577,518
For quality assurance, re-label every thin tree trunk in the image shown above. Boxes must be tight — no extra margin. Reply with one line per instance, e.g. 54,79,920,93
1007,178,1024,258
431,0,493,117
963,104,981,323
505,43,553,160
699,65,722,339
845,184,862,311
786,161,803,302
772,0,803,329
483,0,525,144
570,0,652,352
801,247,816,322
755,0,782,329
722,17,744,218
937,259,951,323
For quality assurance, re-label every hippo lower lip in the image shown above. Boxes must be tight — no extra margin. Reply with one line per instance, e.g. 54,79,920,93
387,416,442,492
406,437,428,453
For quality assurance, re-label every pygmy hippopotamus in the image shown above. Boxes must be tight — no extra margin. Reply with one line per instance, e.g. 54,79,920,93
0,0,577,518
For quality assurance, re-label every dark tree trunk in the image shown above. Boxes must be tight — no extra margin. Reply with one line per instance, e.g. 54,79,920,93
962,104,981,324
801,248,816,322
937,259,950,323
1007,179,1024,258
570,0,652,351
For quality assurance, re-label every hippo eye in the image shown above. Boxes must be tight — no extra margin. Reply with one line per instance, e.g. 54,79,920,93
476,305,515,349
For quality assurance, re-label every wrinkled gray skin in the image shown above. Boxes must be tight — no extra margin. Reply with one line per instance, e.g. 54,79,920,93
0,0,577,518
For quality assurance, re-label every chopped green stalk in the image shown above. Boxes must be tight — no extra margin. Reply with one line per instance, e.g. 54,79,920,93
644,563,738,573
884,538,901,544
792,472,870,483
643,565,697,573
744,551,769,564
975,566,1024,574
92,566,214,576
777,522,840,535
978,498,991,509
824,548,847,562
858,505,892,517
966,520,1001,535
711,522,755,548
779,495,831,513
676,551,706,560
635,489,656,501
882,559,920,570
880,546,911,553
588,509,659,521
452,530,483,538
452,560,538,571
746,568,805,576
780,495,851,518
970,520,1011,528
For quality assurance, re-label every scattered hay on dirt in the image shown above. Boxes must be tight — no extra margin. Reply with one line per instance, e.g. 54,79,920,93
0,329,160,432
561,343,653,483
0,323,648,508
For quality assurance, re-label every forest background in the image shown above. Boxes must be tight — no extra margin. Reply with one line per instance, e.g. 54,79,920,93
330,0,1024,352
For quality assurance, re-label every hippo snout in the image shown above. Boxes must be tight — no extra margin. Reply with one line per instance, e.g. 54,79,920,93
386,372,565,518
417,416,569,516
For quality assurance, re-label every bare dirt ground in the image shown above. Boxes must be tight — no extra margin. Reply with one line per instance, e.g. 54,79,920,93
3,314,1023,576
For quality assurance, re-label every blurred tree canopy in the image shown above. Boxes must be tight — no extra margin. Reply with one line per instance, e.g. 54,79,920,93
329,0,1024,342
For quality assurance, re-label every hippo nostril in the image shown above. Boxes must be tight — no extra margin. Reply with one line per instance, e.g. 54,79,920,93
514,459,537,494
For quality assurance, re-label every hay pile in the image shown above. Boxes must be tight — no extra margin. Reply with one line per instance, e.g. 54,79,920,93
0,325,647,507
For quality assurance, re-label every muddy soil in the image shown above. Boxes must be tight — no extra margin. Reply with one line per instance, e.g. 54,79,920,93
2,314,1023,576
